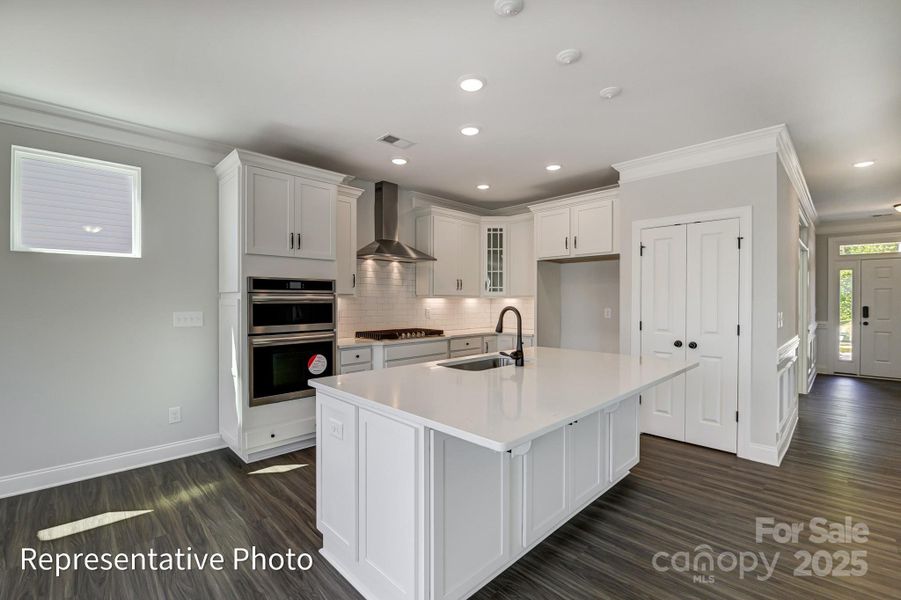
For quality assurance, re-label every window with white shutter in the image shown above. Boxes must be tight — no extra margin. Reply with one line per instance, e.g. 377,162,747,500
10,146,141,257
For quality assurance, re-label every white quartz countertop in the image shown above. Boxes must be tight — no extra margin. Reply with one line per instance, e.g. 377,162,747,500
311,347,697,452
337,328,535,348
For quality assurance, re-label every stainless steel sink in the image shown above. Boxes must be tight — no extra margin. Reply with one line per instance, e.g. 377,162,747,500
438,355,515,371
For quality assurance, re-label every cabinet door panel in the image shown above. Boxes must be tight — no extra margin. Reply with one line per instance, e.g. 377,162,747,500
431,432,510,600
568,411,607,509
433,217,460,295
535,209,571,259
358,410,421,600
572,201,613,256
522,426,567,546
507,218,535,296
482,223,507,296
318,395,358,563
246,167,293,257
336,197,356,294
610,396,640,483
459,220,481,296
295,178,336,259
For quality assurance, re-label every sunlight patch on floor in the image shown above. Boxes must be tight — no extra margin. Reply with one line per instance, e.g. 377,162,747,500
37,510,153,541
247,464,308,475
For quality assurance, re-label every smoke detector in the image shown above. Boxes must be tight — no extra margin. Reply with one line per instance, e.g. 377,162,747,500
494,0,524,17
556,49,582,65
599,86,623,100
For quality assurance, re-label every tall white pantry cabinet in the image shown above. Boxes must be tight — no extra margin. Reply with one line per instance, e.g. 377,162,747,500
215,149,361,462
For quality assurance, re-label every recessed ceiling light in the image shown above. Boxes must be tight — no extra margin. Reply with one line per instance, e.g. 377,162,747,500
853,160,875,168
494,0,524,17
599,86,623,100
477,184,491,190
460,126,481,136
545,164,562,172
459,76,486,92
894,204,901,213
82,225,103,233
391,157,408,165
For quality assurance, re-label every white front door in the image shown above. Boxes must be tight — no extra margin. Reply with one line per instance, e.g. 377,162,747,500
860,258,901,378
639,224,687,441
684,219,740,452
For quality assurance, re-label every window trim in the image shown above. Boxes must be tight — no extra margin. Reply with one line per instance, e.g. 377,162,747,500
10,145,142,258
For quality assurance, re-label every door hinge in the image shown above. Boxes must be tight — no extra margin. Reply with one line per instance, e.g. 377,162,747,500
737,236,743,249
640,243,646,256
735,410,739,422
737,324,741,336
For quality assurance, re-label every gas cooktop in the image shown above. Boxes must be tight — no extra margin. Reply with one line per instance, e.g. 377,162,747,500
355,328,444,341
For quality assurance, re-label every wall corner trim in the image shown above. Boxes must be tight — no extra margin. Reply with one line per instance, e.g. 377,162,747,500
0,434,225,499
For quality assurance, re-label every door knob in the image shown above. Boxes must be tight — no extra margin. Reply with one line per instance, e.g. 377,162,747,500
688,341,698,349
863,321,869,326
674,340,683,348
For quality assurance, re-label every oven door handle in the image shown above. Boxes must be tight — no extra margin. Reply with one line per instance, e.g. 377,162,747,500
250,294,334,303
250,332,336,347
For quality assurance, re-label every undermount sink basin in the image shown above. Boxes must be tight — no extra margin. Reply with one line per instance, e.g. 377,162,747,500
438,355,515,371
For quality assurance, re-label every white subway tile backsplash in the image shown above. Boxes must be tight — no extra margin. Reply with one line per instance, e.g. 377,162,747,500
337,260,534,338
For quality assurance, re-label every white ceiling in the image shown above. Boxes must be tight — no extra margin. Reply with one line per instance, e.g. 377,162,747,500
1,0,899,220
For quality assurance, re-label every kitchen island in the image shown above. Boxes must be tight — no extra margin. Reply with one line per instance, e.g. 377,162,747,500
310,347,696,600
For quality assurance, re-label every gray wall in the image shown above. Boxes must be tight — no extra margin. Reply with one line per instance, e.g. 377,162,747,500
559,260,620,352
617,154,780,447
0,123,219,477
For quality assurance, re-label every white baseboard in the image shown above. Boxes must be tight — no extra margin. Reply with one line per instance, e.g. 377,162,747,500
739,442,780,466
0,433,225,499
778,408,799,466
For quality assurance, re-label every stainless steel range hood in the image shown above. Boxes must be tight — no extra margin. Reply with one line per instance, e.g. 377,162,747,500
357,181,436,262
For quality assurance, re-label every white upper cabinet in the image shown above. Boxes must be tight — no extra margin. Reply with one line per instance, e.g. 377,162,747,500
246,166,295,257
481,215,535,297
571,200,613,256
336,184,363,295
294,177,337,260
530,189,618,260
217,149,347,262
416,209,482,297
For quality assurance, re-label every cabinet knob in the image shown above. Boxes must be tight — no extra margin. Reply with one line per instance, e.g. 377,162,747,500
355,354,360,359
270,433,276,439
674,340,683,348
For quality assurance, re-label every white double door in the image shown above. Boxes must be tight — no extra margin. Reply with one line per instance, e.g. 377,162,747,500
640,219,740,453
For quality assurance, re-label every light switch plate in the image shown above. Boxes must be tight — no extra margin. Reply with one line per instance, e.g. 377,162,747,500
173,311,204,328
168,406,182,424
604,308,613,319
329,418,344,440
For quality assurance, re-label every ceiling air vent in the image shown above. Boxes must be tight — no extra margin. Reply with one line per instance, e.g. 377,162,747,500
377,133,416,149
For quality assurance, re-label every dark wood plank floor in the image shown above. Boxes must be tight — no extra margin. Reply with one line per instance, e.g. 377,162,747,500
2,375,899,599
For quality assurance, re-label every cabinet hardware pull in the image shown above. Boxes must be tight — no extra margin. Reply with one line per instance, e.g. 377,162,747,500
290,232,294,249
565,236,568,250
574,236,578,248
297,233,302,249
352,273,356,288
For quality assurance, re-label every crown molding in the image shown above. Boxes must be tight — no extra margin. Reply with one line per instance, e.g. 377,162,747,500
0,91,233,166
214,148,348,184
613,124,816,223
528,186,618,213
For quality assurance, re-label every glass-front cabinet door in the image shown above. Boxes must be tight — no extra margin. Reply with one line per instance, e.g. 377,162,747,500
483,224,506,296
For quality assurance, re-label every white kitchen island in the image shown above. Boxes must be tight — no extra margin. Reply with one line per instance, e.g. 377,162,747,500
310,347,696,600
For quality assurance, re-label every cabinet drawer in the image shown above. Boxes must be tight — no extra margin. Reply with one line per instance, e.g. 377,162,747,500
384,339,449,361
341,363,371,374
340,347,372,366
385,353,447,368
450,348,482,359
450,336,482,352
244,415,316,451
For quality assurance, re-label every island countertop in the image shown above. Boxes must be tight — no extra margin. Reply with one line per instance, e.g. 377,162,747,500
311,346,697,452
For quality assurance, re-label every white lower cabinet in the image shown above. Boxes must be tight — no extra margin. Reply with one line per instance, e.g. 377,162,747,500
608,396,640,483
317,392,639,600
430,432,510,600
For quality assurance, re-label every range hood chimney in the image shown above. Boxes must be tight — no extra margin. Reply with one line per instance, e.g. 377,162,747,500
357,181,436,262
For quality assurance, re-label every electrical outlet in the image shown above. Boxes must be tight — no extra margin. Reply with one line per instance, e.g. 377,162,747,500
329,418,344,440
425,307,431,320
173,311,204,328
168,406,182,424
777,312,784,328
604,307,613,319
